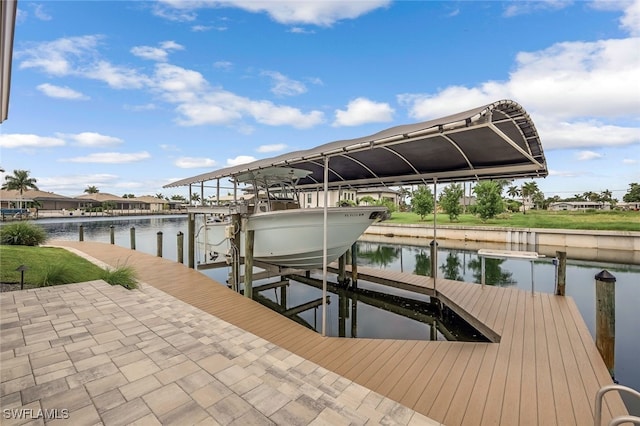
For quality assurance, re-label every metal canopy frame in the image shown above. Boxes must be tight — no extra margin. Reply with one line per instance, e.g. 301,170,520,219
164,99,548,191
167,99,548,338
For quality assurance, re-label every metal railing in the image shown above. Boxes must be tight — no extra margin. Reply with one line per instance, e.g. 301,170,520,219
595,384,640,426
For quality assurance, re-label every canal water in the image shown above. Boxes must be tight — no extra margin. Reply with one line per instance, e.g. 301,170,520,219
31,215,640,412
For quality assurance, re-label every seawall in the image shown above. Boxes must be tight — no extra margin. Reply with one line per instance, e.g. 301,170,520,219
365,223,640,264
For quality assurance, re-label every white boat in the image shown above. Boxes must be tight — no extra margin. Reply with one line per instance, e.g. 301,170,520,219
197,167,387,270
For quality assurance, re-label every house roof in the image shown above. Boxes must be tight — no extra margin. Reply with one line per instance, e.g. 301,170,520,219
165,99,547,191
0,189,79,202
75,193,129,203
131,196,169,204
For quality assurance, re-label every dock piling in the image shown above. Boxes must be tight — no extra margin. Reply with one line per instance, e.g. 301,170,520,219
555,251,566,296
79,224,84,241
110,225,115,244
350,242,358,288
595,270,616,377
130,227,136,250
244,228,254,298
177,232,184,264
156,231,163,257
188,213,195,268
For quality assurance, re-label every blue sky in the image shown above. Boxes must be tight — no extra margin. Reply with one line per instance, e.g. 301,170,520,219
1,0,639,200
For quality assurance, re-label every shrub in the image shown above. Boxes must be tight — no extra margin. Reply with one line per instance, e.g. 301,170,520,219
38,263,74,287
101,265,138,289
0,222,48,246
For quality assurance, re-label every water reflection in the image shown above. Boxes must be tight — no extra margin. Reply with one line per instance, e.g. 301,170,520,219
357,242,401,268
440,251,463,281
251,273,489,342
467,257,516,286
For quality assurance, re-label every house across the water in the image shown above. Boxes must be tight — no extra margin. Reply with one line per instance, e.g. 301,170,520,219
548,201,612,211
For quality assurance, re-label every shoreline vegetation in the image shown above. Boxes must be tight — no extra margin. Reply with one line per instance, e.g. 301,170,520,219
0,245,138,291
385,210,640,232
3,209,639,232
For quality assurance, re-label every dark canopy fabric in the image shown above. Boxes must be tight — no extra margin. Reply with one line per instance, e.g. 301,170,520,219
165,99,547,190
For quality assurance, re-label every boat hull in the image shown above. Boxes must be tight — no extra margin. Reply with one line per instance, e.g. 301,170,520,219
199,207,386,269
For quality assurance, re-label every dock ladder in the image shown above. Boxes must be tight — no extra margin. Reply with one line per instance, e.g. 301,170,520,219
595,384,640,425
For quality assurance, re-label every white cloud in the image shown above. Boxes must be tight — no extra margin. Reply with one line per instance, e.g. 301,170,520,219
333,97,394,127
620,0,640,35
61,152,151,163
289,27,315,34
510,38,640,119
131,41,184,62
19,37,325,131
175,157,217,168
192,25,213,32
160,41,183,51
576,150,604,161
36,174,119,194
537,119,640,149
623,158,638,164
18,36,151,89
17,35,102,76
131,46,170,62
0,134,65,148
213,61,233,70
257,143,286,153
33,4,52,21
156,0,391,27
85,60,150,89
57,132,124,147
227,155,256,166
548,169,584,177
152,63,208,102
124,103,157,112
397,36,640,150
37,83,88,100
397,84,508,121
262,71,307,96
592,0,640,36
503,0,571,17
169,78,325,128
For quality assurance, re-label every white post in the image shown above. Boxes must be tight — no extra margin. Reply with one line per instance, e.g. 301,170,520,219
433,178,438,294
322,156,329,336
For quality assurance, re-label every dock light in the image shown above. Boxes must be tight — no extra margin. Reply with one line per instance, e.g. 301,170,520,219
15,264,28,290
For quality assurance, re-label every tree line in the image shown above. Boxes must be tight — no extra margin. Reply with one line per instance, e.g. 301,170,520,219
410,181,640,221
3,169,640,215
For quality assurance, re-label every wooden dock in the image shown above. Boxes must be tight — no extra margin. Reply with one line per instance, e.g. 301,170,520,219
51,241,627,425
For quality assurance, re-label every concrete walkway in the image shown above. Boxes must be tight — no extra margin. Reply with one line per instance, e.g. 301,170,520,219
0,280,440,425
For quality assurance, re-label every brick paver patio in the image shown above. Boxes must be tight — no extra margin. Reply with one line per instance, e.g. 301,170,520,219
1,280,440,425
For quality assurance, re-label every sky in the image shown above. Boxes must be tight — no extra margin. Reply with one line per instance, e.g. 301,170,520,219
1,0,639,201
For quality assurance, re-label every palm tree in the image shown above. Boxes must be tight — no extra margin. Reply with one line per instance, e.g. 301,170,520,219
521,181,539,214
155,193,165,199
190,193,201,206
507,185,521,199
84,185,99,194
2,169,39,208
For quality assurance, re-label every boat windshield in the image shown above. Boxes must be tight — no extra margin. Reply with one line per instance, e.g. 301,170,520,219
235,167,311,212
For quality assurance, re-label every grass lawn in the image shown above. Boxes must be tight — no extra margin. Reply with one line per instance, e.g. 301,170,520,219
387,210,640,231
0,245,105,289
